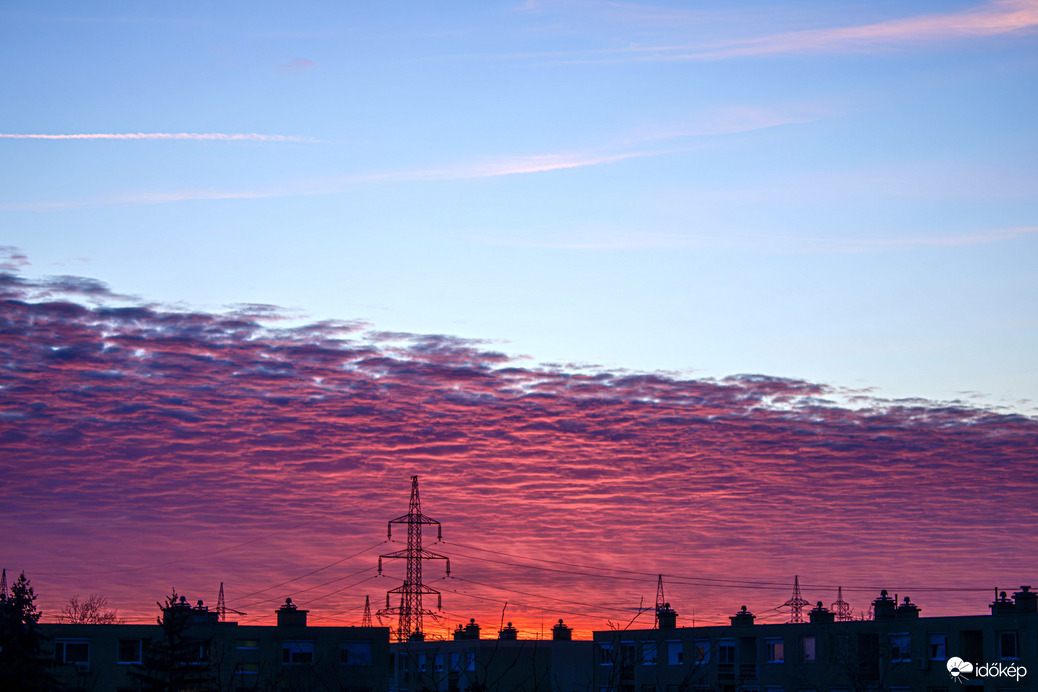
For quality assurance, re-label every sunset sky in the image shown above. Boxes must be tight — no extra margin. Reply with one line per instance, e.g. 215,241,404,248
2,1,1037,638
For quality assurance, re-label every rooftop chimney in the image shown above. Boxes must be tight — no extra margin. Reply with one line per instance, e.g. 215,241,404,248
498,621,518,640
1013,586,1037,614
872,590,896,621
552,619,573,641
276,598,309,628
991,590,1016,616
657,602,678,629
730,605,756,627
895,596,920,619
809,601,835,624
453,618,481,640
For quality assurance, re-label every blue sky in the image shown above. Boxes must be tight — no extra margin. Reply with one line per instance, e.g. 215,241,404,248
3,0,1037,410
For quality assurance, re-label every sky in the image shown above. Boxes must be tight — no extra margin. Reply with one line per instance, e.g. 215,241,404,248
1,0,1037,637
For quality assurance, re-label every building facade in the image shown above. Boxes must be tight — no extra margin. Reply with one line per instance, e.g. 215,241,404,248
42,597,391,692
592,587,1038,692
390,619,594,692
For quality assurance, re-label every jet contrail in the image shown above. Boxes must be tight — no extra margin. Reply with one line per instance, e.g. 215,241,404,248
0,132,313,142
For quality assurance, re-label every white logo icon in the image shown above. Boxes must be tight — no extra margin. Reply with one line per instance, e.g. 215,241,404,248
947,656,974,679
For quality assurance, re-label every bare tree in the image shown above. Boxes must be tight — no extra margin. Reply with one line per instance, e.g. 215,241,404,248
58,593,124,624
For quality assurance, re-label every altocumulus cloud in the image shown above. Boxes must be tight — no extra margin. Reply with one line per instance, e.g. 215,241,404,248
1,265,1035,631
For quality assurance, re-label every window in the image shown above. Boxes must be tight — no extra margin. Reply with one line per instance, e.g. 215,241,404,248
765,638,784,663
417,653,427,672
598,643,615,666
434,653,445,672
691,639,709,664
929,633,947,660
620,641,637,666
340,641,372,666
282,640,314,665
890,633,911,663
236,639,259,650
642,641,658,665
55,639,90,671
117,639,142,665
1000,631,1019,660
718,639,735,664
236,663,259,676
800,636,815,663
465,650,476,672
666,641,683,665
450,652,461,671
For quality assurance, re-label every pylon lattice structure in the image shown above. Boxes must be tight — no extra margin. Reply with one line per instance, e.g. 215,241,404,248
783,575,811,623
0,569,7,599
654,574,665,629
832,586,852,621
362,596,373,628
377,476,451,642
217,582,226,622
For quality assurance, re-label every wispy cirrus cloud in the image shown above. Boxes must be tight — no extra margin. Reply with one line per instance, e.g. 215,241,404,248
1,264,1035,632
0,131,315,142
1,109,813,211
524,0,1038,62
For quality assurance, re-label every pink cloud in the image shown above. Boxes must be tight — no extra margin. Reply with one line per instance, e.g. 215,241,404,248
1,267,1035,636
277,57,316,75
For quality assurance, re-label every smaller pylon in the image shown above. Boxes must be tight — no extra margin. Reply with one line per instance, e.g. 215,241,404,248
832,586,852,621
362,596,373,628
217,582,226,622
654,575,665,629
0,569,7,599
783,575,811,623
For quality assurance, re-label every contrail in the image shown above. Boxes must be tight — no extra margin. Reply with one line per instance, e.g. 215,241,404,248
0,132,314,142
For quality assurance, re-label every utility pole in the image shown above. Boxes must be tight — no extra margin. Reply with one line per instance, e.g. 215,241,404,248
377,476,450,641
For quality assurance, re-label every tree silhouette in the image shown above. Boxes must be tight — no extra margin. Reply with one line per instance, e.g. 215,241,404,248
0,572,57,691
58,594,123,625
130,589,214,692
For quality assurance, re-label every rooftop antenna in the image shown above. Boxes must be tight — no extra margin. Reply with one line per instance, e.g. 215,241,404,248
377,475,450,641
499,601,508,632
362,596,373,628
654,574,665,629
832,586,852,621
783,575,811,623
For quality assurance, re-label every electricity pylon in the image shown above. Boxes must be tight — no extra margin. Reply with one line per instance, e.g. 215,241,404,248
362,596,373,628
832,586,852,621
654,574,665,629
783,575,811,623
377,476,450,641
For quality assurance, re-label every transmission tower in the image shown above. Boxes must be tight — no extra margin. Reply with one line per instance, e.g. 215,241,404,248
0,569,7,599
214,582,244,621
783,575,811,623
377,475,451,642
217,582,226,622
832,586,852,621
362,596,373,628
654,574,665,629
